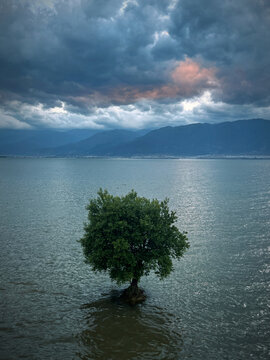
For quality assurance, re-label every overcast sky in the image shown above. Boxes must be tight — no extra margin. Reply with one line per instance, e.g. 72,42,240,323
0,0,270,130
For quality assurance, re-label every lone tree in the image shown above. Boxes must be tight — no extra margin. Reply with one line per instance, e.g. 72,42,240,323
80,189,189,304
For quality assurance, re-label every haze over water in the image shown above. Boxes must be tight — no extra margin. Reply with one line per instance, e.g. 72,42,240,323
0,158,269,359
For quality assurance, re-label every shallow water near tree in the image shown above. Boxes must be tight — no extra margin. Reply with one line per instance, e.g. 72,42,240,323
0,158,269,359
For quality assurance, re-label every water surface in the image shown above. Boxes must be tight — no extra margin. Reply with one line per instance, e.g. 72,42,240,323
0,158,269,359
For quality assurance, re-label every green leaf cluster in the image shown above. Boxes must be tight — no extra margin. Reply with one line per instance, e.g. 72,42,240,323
80,189,189,285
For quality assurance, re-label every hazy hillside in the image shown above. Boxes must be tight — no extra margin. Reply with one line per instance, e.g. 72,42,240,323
111,119,270,157
42,129,149,156
0,119,269,157
0,129,98,156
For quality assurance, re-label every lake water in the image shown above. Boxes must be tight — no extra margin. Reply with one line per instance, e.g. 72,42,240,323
0,158,269,359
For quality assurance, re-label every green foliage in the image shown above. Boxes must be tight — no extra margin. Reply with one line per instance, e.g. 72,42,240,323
80,189,189,285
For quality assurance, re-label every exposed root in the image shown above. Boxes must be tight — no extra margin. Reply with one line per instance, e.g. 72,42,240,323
121,286,146,305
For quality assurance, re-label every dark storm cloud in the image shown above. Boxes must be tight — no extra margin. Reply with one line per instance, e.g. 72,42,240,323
169,0,270,106
0,0,269,128
0,0,171,106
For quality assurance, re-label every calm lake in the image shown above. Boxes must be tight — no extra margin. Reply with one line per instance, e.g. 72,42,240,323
0,158,269,359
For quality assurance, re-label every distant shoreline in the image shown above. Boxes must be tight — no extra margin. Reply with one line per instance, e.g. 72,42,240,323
1,155,270,160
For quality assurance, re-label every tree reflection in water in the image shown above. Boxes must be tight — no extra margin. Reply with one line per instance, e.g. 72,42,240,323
76,291,183,360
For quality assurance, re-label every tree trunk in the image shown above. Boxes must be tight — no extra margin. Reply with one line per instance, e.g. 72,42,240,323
129,278,139,297
121,277,146,304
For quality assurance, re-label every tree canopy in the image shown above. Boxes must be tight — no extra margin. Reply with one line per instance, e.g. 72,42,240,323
80,189,189,300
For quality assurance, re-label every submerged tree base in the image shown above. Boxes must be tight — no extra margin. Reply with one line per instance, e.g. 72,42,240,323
121,283,146,305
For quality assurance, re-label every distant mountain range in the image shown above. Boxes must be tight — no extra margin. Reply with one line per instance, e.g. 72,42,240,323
111,119,270,157
42,129,149,156
0,129,98,156
0,119,269,157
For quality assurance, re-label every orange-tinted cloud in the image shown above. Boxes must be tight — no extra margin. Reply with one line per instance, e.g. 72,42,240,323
170,58,217,96
69,58,218,106
109,58,218,103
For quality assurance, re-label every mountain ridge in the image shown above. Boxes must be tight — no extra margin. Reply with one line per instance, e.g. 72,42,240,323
109,119,270,157
0,119,269,157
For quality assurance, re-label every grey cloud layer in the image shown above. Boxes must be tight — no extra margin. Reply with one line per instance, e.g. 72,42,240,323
170,0,270,106
0,1,169,104
0,0,269,128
